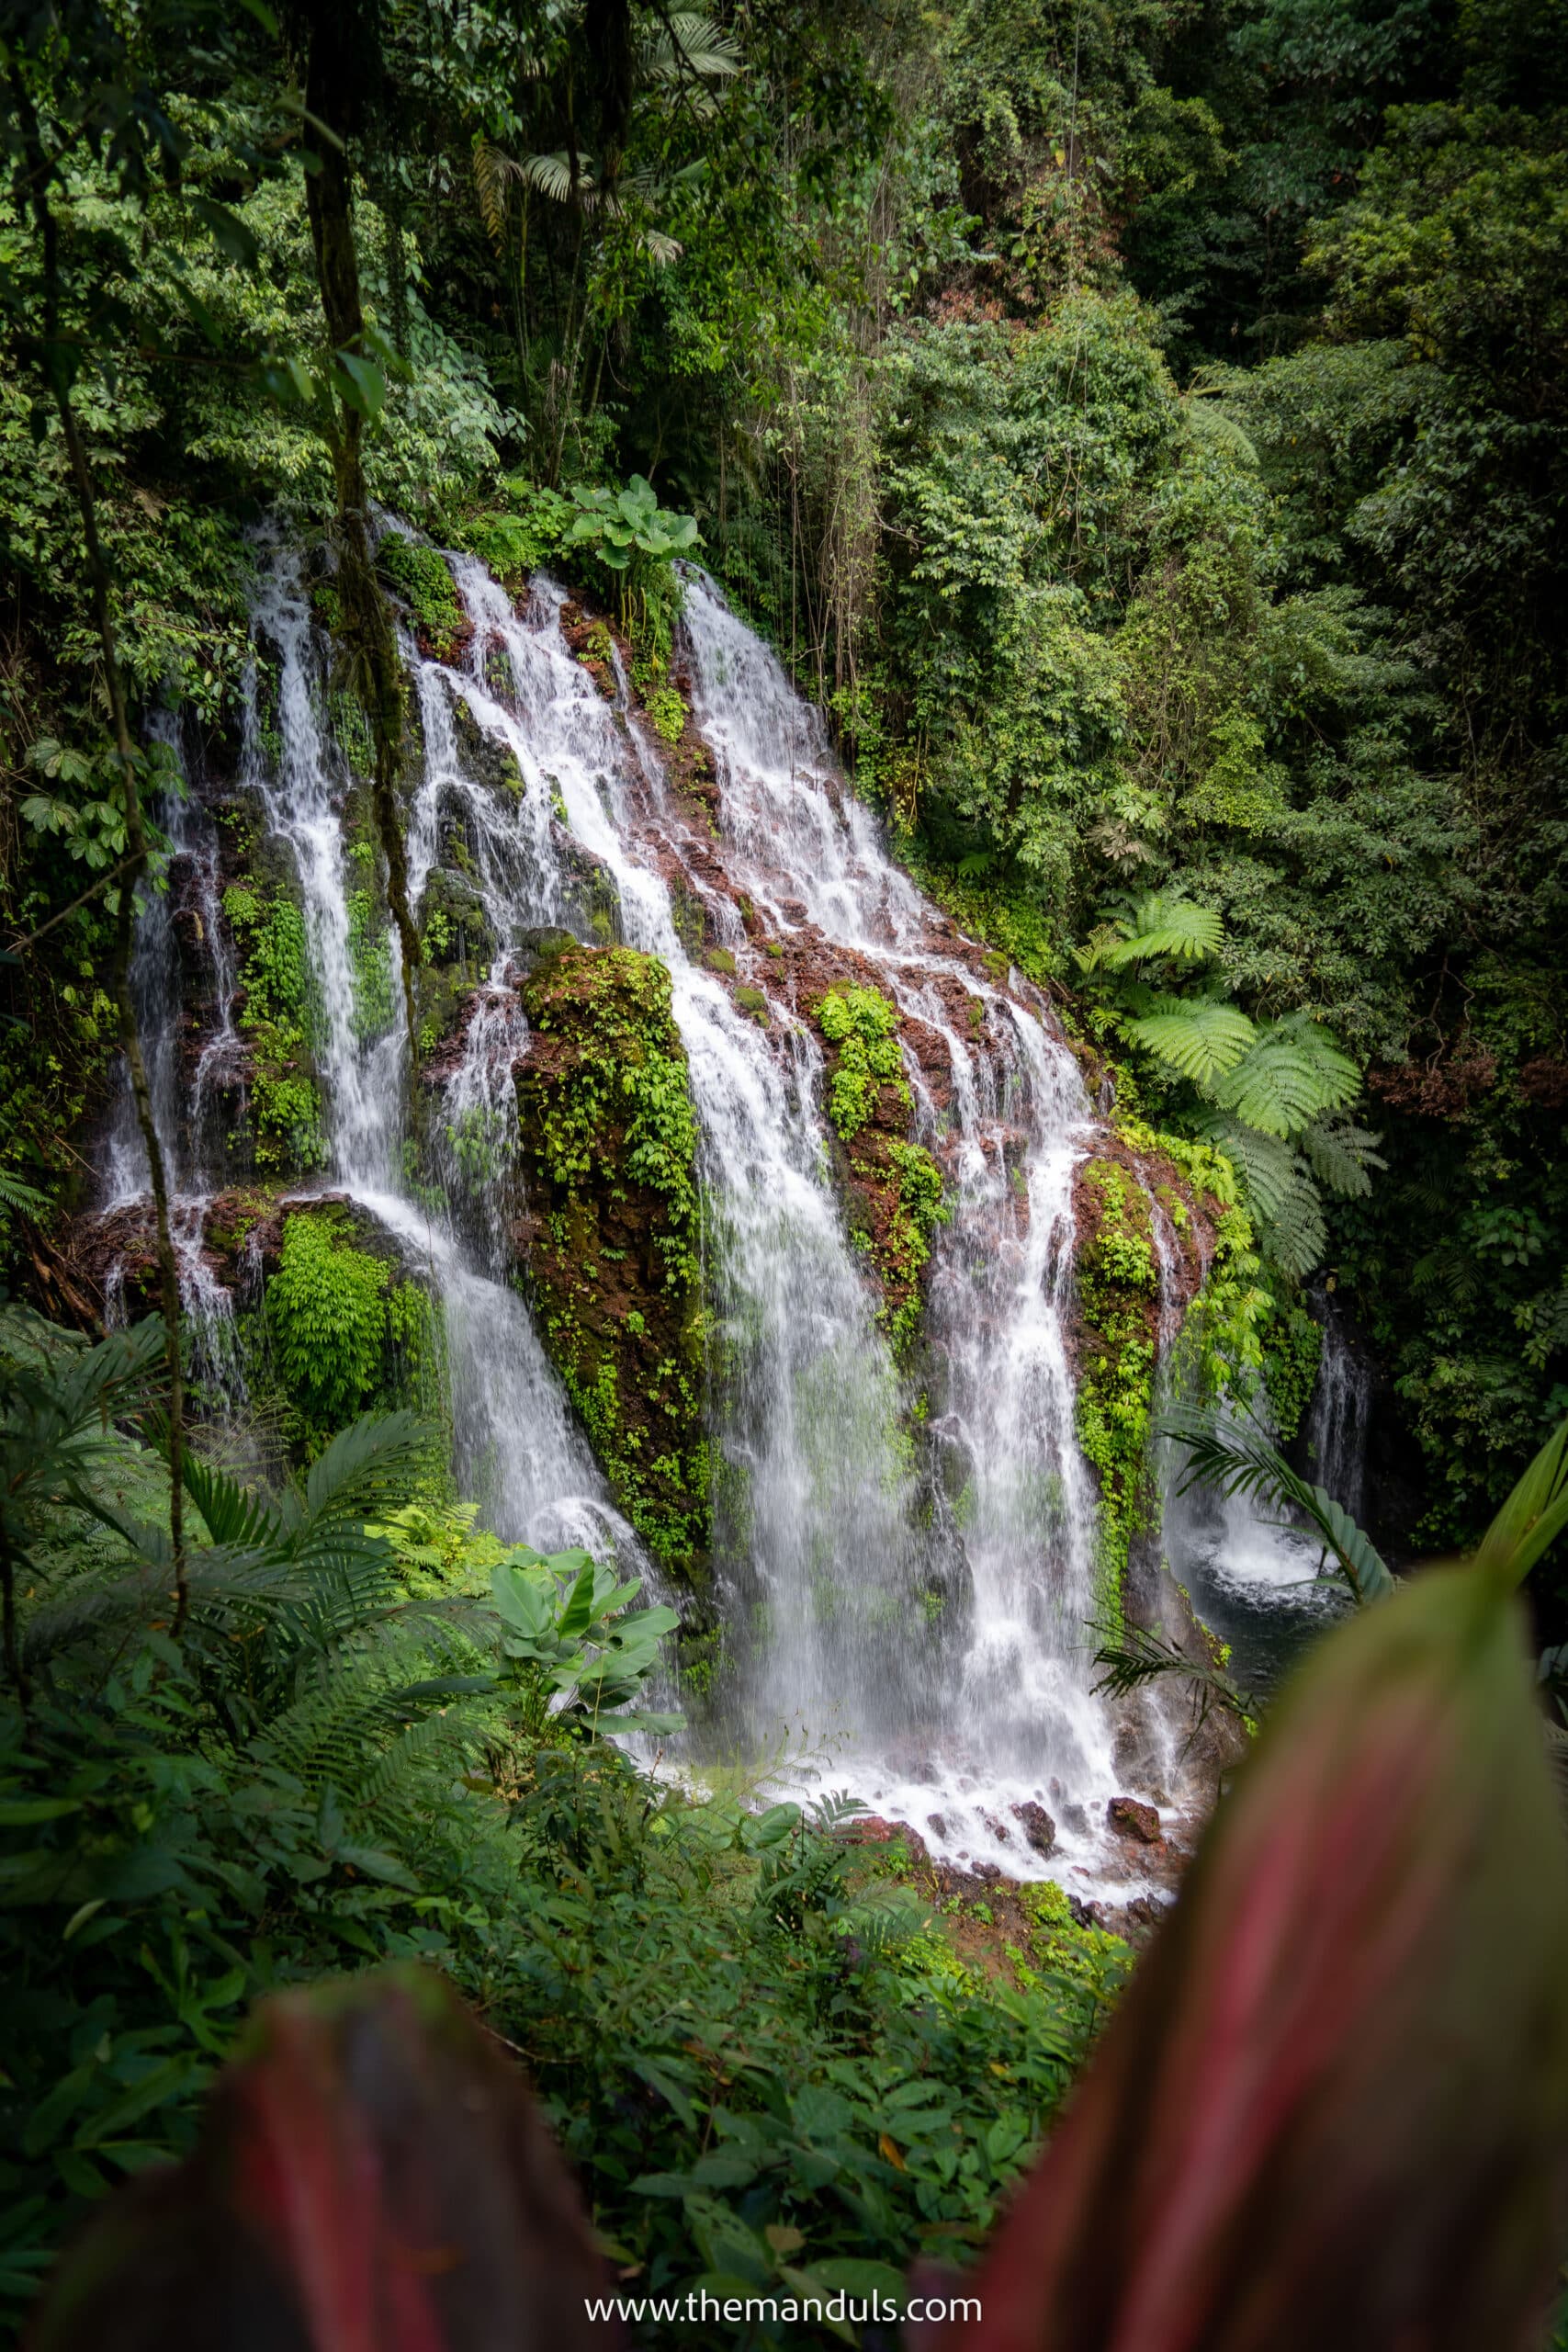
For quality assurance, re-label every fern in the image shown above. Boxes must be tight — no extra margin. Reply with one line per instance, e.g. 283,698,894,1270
1125,997,1257,1084
1207,1012,1359,1139
1097,892,1224,969
1301,1116,1387,1199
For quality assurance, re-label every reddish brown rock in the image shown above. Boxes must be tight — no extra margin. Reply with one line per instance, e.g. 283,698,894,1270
1109,1794,1163,1846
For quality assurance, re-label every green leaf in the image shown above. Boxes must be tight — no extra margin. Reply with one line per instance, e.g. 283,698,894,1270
333,351,387,419
1473,1411,1568,1591
188,194,260,269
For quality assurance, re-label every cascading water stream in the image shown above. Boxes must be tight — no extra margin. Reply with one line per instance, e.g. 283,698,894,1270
99,527,1168,1890
103,716,247,1410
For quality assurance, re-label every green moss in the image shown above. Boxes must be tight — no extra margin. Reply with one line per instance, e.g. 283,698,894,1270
705,946,737,976
881,1140,950,1357
1072,1159,1159,1634
223,882,324,1174
646,684,687,743
735,984,768,1023
816,985,908,1143
377,535,467,660
519,943,709,1576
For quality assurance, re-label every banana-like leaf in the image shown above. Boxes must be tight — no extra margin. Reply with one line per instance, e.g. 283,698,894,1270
1474,1410,1568,1592
919,1566,1568,2352
1124,998,1257,1084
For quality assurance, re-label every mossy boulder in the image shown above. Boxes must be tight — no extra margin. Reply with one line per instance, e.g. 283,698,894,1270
514,941,709,1580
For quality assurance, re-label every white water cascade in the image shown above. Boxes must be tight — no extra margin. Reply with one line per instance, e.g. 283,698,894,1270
96,527,1179,1891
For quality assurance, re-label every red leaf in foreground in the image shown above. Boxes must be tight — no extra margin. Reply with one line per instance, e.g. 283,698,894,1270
917,1567,1568,2352
28,1966,619,2352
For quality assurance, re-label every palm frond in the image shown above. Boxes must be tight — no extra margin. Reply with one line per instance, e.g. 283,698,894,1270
1159,1406,1394,1604
639,12,743,80
181,1449,283,1552
1090,1617,1257,1722
294,1411,428,1532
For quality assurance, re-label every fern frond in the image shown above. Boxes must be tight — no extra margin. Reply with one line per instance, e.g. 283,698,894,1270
1099,893,1224,969
1301,1116,1386,1199
1181,397,1259,468
1208,1011,1359,1139
1125,997,1256,1084
182,1449,282,1551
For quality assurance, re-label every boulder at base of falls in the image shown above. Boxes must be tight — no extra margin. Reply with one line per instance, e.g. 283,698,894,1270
1010,1800,1056,1856
514,940,709,1582
1108,1795,1163,1846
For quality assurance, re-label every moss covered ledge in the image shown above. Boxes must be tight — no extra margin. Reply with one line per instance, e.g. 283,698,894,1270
1070,1158,1161,1634
514,940,710,1580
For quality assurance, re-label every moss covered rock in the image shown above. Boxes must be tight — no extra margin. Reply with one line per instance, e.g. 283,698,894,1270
515,941,709,1580
1071,1157,1160,1630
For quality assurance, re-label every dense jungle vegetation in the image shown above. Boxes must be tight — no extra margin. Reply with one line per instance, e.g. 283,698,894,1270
2,0,1566,2342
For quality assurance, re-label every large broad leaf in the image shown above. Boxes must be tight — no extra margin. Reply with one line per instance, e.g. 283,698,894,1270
919,1565,1568,2352
1125,998,1256,1085
491,1559,558,1645
1474,1410,1568,1591
26,1969,617,2351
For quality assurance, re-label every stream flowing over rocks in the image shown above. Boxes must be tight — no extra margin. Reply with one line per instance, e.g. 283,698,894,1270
73,527,1364,1907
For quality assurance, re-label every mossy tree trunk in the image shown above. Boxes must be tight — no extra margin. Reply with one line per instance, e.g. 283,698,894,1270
294,3,422,1063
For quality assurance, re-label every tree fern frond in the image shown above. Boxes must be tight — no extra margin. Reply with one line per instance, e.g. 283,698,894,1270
1208,1013,1360,1139
1301,1116,1386,1199
1180,396,1259,469
1099,893,1224,969
1125,998,1256,1084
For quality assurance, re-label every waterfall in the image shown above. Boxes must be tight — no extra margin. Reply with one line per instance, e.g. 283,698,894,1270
1303,1292,1371,1523
102,715,246,1411
95,529,1169,1888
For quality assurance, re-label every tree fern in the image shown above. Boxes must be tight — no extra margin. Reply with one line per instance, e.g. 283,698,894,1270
1301,1116,1387,1199
1125,997,1257,1085
1207,1012,1360,1139
1097,892,1225,969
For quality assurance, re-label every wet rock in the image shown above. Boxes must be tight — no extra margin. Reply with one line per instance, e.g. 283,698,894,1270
926,1813,948,1840
840,1815,930,1867
980,1811,1012,1844
1010,1801,1056,1856
1108,1795,1163,1845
